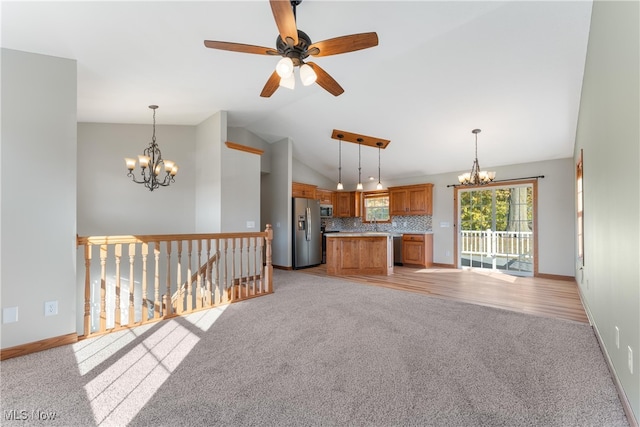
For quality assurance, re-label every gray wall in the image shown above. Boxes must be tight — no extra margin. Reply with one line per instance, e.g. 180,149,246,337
1,49,77,348
574,0,639,419
78,122,196,235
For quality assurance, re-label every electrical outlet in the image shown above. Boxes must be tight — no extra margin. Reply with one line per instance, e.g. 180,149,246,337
629,347,633,374
615,326,620,349
44,301,58,316
446,251,451,257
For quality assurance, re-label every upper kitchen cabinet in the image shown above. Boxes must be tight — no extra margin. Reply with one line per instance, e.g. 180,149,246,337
292,182,317,199
335,191,361,218
389,183,433,215
316,189,334,205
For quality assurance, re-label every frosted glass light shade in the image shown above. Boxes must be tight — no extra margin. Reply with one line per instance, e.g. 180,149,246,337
276,57,294,78
300,64,317,86
279,73,295,90
125,158,136,170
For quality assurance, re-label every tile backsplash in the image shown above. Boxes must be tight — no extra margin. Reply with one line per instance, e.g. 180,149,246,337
322,215,432,233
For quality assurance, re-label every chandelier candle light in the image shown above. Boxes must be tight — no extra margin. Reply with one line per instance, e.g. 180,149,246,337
458,128,496,185
125,105,178,191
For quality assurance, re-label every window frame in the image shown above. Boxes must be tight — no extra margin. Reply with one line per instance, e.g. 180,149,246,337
362,190,391,223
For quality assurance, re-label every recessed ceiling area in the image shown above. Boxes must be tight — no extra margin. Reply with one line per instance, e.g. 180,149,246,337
0,1,593,185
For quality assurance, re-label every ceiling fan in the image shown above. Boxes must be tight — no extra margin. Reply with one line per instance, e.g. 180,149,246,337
204,0,378,97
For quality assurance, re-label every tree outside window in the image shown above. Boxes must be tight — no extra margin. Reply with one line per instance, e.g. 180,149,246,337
363,192,390,222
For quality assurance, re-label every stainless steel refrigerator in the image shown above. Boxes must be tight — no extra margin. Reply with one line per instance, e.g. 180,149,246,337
292,197,322,269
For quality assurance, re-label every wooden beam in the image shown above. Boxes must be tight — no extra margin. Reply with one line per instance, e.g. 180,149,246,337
331,129,390,149
225,141,264,156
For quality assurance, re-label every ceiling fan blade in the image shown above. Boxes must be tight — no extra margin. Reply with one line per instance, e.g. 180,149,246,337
308,32,379,57
204,40,278,56
270,0,298,46
307,62,344,97
260,70,281,98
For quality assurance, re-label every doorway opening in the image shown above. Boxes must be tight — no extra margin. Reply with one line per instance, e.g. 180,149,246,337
455,181,537,276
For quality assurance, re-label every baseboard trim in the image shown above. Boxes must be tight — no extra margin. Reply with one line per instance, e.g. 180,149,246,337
431,263,456,269
578,286,638,427
536,272,575,281
273,265,293,271
1,332,78,361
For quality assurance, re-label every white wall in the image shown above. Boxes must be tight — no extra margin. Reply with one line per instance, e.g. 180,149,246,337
1,49,77,348
574,0,639,419
77,123,196,235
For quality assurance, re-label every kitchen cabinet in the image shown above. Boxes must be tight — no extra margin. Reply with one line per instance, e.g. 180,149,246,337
316,189,334,205
389,183,433,215
402,233,433,267
326,233,393,276
334,191,361,218
292,182,317,199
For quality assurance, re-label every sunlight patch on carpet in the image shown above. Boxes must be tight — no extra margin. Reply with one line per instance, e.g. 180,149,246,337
79,305,228,426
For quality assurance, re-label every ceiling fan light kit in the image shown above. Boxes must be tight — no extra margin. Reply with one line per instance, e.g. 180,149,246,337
204,0,378,97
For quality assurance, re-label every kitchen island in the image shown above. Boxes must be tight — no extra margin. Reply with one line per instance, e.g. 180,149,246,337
325,232,394,276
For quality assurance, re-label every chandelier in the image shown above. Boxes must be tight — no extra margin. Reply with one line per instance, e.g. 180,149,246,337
458,128,495,185
125,105,178,191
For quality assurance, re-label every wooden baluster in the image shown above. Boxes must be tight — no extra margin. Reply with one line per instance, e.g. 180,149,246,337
245,237,250,296
186,240,193,312
99,245,108,332
238,237,244,298
258,234,265,293
223,239,229,303
154,242,161,319
265,225,273,293
141,243,148,323
206,239,212,306
114,244,122,328
128,243,136,326
213,239,220,305
165,240,172,317
83,243,92,337
231,238,237,301
196,240,203,310
252,236,257,295
176,240,183,315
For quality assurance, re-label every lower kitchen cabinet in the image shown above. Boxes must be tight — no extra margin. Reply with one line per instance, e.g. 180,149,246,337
402,233,433,267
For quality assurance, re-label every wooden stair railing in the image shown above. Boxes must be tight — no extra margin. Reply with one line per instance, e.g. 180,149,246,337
77,225,273,338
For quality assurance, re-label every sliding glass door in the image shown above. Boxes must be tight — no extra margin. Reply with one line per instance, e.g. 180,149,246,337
458,183,534,276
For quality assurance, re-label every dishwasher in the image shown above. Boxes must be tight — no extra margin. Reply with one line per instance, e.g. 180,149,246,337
393,235,403,265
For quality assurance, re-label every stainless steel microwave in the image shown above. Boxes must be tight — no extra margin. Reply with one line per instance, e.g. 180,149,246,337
320,204,333,218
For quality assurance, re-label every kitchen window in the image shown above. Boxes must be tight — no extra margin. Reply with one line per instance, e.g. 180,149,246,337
363,191,390,223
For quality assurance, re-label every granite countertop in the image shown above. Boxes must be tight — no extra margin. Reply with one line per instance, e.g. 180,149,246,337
325,232,394,237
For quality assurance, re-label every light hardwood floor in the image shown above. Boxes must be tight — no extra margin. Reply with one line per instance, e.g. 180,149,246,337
300,264,589,323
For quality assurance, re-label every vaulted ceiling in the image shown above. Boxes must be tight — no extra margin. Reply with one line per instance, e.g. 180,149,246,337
1,1,593,186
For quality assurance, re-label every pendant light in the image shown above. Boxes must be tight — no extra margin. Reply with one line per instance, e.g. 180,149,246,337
376,141,383,190
336,134,344,190
356,138,364,190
